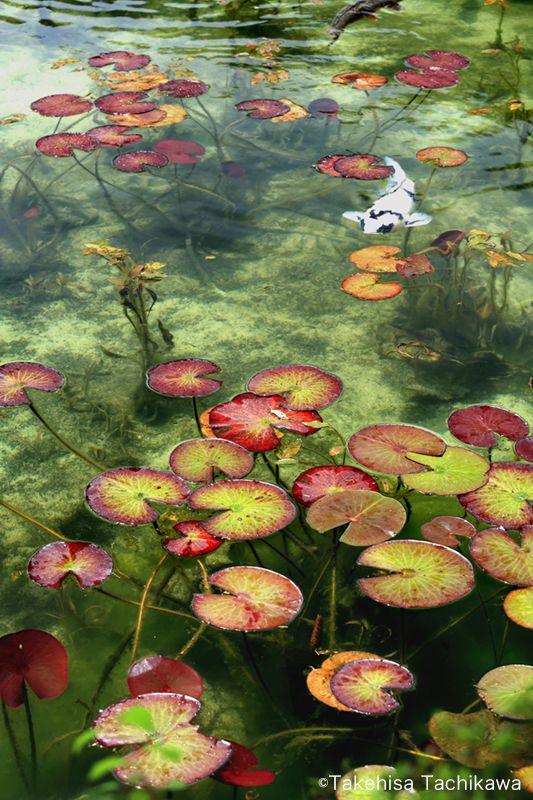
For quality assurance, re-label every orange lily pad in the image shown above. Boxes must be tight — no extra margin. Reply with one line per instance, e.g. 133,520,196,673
349,245,401,273
107,109,167,127
332,71,388,90
307,650,381,712
342,273,402,300
271,99,309,122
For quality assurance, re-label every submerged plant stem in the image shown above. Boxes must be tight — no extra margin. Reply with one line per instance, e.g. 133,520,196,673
1,700,31,797
0,497,67,540
27,400,106,472
22,684,37,782
131,553,169,663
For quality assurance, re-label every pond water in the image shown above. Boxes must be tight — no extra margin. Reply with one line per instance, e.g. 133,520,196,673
1,0,533,797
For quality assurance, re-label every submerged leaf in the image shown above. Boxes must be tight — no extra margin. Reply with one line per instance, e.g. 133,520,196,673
0,630,68,708
127,657,203,699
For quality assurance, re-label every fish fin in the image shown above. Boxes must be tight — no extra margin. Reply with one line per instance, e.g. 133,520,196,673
383,157,405,192
342,211,364,223
405,213,432,227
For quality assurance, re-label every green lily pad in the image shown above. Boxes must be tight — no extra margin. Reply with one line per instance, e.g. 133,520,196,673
347,424,445,475
189,479,295,540
192,566,303,630
470,526,533,585
504,587,533,629
421,515,476,547
330,658,414,715
336,765,418,800
169,438,253,483
358,539,475,608
459,462,533,529
402,446,490,495
247,364,343,410
306,489,406,546
477,665,533,720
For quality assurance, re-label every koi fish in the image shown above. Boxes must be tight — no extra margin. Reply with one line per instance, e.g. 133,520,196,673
342,157,432,234
328,0,404,44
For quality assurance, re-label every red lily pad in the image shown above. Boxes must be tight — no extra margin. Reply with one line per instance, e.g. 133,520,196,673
334,155,394,180
315,154,346,177
192,566,303,630
477,665,533,720
92,693,231,788
153,139,205,164
330,658,414,715
421,515,476,547
358,539,475,608
395,69,460,89
86,467,190,525
95,92,157,115
448,405,529,448
247,364,342,411
169,438,253,483
212,741,275,787
85,125,143,148
158,80,209,97
113,151,168,172
307,650,382,712
292,465,379,508
208,392,322,452
459,462,533,529
430,230,465,255
307,489,406,546
235,99,290,119
88,51,151,71
470,526,533,585
0,630,68,709
308,98,339,119
127,656,203,699
147,359,222,398
405,51,469,71
515,437,533,462
28,541,113,589
0,361,64,406
416,147,468,167
189,479,295,540
347,423,446,475
30,94,93,117
395,254,434,278
163,521,223,557
36,133,99,157
342,272,402,300
401,446,490,495
504,588,533,629
220,161,246,179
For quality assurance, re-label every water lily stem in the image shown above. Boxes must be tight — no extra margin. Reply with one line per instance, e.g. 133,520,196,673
27,400,106,472
0,497,67,540
131,553,169,663
22,683,37,782
1,699,31,797
192,396,202,437
364,90,380,152
328,532,338,650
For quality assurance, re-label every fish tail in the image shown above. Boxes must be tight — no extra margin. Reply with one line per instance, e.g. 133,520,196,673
383,157,406,188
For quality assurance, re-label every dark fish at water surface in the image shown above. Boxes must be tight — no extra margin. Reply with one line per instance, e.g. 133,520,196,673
328,0,404,44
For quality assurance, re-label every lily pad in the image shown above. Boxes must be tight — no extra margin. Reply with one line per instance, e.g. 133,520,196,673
336,765,418,800
158,79,209,97
112,151,168,172
247,364,342,410
347,423,445,475
416,147,468,167
85,125,143,148
0,361,64,406
212,740,275,787
504,587,533,629
307,651,382,712
153,139,205,164
95,92,157,115
358,539,475,608
208,392,322,452
28,541,113,589
447,405,529,447
88,51,151,71
395,69,460,89
405,51,469,70
477,665,533,720
30,94,94,116
292,465,379,507
0,629,68,709
401,446,490,495
147,359,222,398
421,515,476,547
92,693,231,788
315,154,346,177
349,245,401,273
395,254,434,278
470,526,533,585
330,658,414,716
307,489,406,546
308,98,339,119
342,273,402,300
458,462,533,529
515,437,533,462
169,438,253,483
332,72,388,90
235,99,290,119
163,521,223,557
86,467,190,525
107,109,167,127
36,133,99,157
334,155,394,180
271,99,309,122
189,479,295,540
192,566,303,630
127,657,203,699
430,230,465,255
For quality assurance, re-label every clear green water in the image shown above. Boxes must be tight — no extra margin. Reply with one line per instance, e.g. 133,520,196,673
1,0,533,797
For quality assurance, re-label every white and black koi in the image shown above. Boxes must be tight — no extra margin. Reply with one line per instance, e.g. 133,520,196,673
328,0,404,45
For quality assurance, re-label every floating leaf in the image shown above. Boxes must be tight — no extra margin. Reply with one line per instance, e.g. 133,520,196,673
147,359,222,398
247,364,342,410
458,462,533,529
349,245,401,273
95,91,157,115
395,69,460,89
163,521,223,557
271,99,309,122
405,51,469,70
342,273,402,300
235,99,290,119
85,125,143,148
192,566,303,630
127,657,203,699
208,392,322,452
477,665,533,720
88,51,151,71
107,109,167,127
169,438,253,483
153,139,205,164
330,658,414,715
308,98,339,119
36,133,99,157
86,467,190,525
315,154,346,177
92,693,231,788
307,651,381,712
113,150,168,172
332,72,388,90
347,424,445,475
430,230,465,255
447,405,529,448
30,94,93,117
504,587,533,629
0,630,68,709
421,515,476,547
158,79,209,97
212,741,275,787
149,104,186,126
334,155,394,180
292,465,379,507
106,71,170,91
307,489,406,546
189,479,295,540
401,446,490,495
470,526,533,585
28,541,113,589
416,147,468,167
395,254,434,278
358,539,475,608
0,361,64,406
